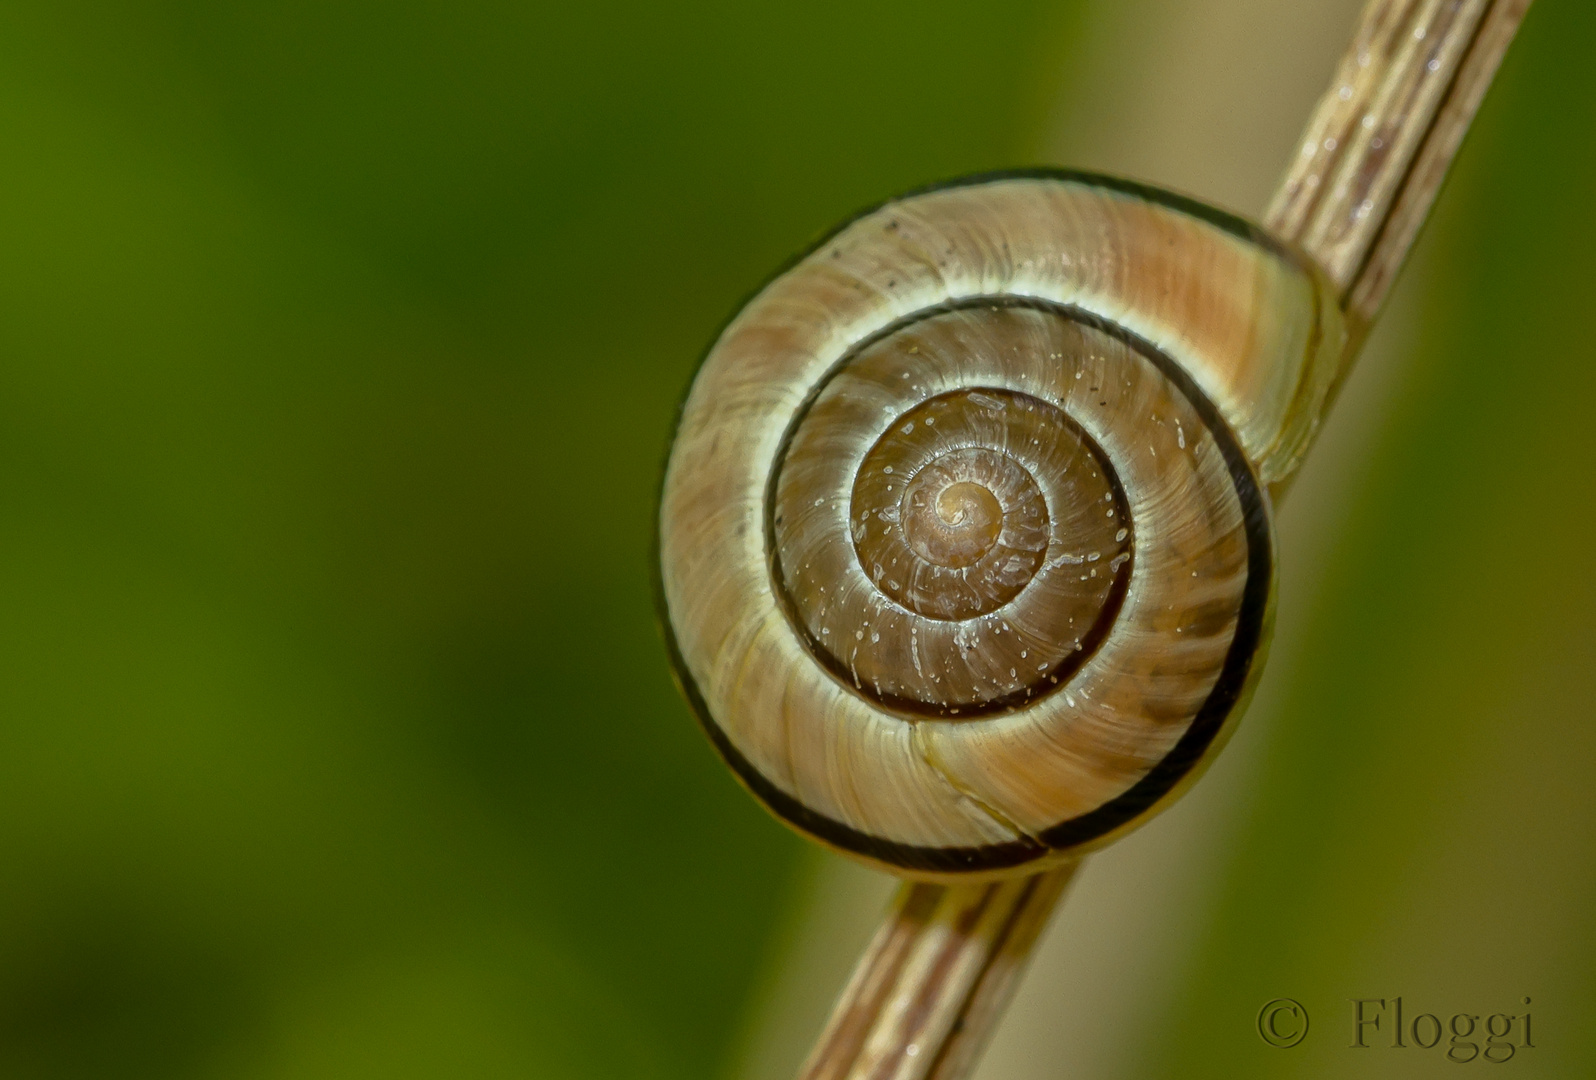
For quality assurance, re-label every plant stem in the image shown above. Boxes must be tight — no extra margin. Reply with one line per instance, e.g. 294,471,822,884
796,866,1077,1080
1267,0,1534,325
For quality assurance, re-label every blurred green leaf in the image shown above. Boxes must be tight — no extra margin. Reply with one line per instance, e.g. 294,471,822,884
0,1,1061,1077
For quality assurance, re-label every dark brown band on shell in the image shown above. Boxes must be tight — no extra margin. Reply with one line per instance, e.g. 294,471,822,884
771,354,1134,717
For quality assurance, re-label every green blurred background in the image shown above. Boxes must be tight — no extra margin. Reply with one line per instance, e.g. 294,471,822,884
0,1,1589,1078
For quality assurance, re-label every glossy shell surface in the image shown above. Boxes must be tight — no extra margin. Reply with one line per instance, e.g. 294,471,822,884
659,173,1343,876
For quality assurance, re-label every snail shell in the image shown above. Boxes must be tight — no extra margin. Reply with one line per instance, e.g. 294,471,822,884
659,173,1345,878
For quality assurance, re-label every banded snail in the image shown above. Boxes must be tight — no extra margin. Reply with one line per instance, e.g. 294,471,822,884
659,171,1346,878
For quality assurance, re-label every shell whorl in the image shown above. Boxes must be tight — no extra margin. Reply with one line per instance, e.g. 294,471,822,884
771,307,1136,718
660,174,1342,877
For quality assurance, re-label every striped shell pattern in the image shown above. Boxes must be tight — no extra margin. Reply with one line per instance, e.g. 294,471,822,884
660,173,1344,877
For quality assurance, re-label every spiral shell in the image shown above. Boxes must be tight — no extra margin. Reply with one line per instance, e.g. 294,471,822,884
660,173,1344,877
